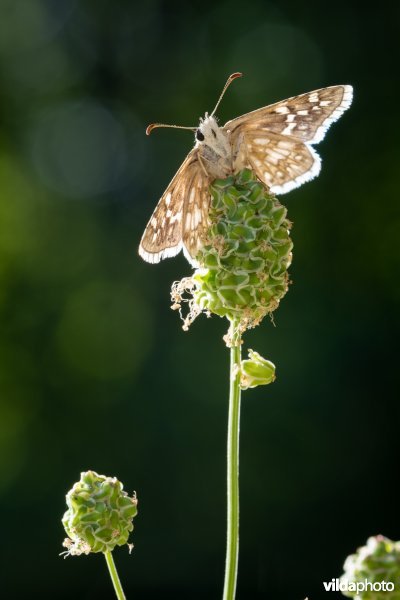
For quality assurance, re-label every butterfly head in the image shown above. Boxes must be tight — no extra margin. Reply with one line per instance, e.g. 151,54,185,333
195,114,223,146
194,72,242,147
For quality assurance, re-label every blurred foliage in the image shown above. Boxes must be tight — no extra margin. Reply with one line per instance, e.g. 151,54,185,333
0,1,399,598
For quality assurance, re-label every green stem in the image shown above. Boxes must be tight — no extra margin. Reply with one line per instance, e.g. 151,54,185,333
104,550,126,600
222,320,242,600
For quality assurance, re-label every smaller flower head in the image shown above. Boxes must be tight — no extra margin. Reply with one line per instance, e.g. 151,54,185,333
61,470,138,556
341,535,400,599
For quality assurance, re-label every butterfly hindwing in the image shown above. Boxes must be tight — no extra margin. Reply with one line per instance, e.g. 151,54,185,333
139,149,209,264
239,130,321,194
181,167,211,262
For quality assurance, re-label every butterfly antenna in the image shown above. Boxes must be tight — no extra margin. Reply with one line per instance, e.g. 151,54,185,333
146,123,197,135
210,72,243,117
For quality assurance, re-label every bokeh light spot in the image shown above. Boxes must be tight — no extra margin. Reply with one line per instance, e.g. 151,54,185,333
57,280,153,380
30,100,128,198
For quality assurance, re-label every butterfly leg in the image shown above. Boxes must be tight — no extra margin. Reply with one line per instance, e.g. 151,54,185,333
197,153,211,178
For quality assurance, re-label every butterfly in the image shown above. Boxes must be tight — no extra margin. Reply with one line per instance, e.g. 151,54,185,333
139,73,353,266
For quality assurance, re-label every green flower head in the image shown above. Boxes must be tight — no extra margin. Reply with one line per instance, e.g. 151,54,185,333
171,169,293,342
62,470,138,556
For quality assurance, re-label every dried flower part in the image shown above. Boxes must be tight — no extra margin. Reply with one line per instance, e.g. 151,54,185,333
240,349,276,389
171,169,293,335
62,470,138,555
341,535,400,599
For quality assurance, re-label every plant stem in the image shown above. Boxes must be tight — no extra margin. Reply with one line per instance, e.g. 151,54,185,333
104,550,126,600
222,320,242,600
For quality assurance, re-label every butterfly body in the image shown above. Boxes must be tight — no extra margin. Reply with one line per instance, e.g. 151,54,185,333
195,114,235,179
139,81,353,266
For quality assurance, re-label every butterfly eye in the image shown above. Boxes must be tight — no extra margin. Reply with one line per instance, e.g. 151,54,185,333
196,129,205,141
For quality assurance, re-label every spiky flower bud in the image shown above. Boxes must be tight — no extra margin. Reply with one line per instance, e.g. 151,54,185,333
240,349,276,389
341,535,400,599
171,169,293,337
62,470,138,556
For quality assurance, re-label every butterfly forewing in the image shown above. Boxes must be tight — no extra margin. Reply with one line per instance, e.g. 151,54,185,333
139,149,209,264
225,85,353,144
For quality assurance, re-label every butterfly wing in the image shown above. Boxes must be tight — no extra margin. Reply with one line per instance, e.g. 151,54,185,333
139,149,210,265
181,166,211,264
236,130,321,194
225,85,353,143
225,85,352,193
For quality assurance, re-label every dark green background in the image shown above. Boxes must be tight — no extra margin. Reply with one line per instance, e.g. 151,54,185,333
0,1,398,598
